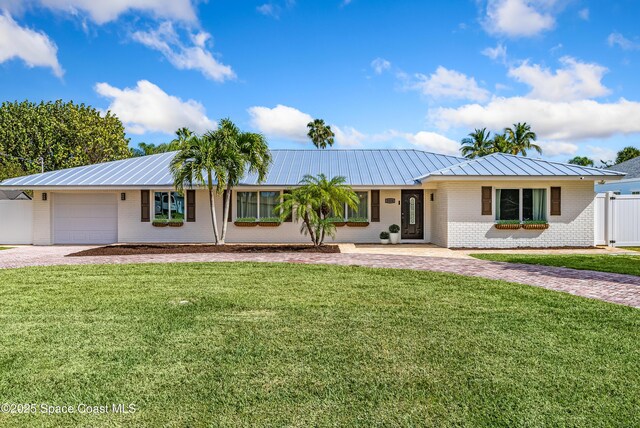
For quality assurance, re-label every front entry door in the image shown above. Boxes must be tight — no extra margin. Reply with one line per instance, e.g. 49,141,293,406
401,190,424,240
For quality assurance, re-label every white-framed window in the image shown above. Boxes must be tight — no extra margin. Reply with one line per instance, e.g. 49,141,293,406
346,191,369,219
236,191,281,219
632,191,640,195
154,191,185,220
495,188,547,221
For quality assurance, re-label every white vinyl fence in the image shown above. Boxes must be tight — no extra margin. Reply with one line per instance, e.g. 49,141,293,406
0,200,33,244
595,192,640,247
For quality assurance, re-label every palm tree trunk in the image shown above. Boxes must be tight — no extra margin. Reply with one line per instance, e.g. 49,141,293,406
208,172,220,245
303,213,316,246
220,186,232,245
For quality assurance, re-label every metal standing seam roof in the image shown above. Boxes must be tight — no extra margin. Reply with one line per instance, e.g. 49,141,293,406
417,153,626,180
0,149,466,188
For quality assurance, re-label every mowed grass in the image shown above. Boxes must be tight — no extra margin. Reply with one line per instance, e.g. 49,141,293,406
0,263,638,427
622,247,640,252
472,253,640,276
0,247,11,250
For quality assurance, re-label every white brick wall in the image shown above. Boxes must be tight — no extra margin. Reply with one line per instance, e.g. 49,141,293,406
438,180,595,248
33,188,410,245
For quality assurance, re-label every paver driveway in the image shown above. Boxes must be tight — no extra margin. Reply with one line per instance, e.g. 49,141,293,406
1,246,638,308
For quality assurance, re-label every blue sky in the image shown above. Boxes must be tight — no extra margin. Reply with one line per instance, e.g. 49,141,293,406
1,0,640,163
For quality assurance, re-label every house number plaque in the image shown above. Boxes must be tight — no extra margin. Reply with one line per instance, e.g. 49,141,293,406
384,198,395,204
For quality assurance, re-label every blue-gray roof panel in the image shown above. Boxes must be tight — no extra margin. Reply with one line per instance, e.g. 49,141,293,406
0,150,624,188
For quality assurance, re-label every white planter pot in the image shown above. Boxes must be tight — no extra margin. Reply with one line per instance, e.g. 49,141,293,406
389,233,400,244
380,239,390,245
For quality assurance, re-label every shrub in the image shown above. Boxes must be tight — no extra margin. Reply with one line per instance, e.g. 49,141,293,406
259,217,281,223
347,217,368,223
496,220,521,225
380,231,390,239
389,224,400,233
235,217,257,223
523,220,548,225
327,216,345,223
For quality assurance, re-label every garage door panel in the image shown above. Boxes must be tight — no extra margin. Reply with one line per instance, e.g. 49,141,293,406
53,193,117,244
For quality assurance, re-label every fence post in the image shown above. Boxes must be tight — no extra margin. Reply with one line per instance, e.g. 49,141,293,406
605,191,614,247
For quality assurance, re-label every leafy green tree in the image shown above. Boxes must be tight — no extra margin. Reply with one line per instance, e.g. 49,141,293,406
307,119,335,149
278,174,358,246
460,128,493,159
504,122,542,156
170,120,270,245
568,156,595,167
0,100,130,178
615,146,640,164
490,133,511,154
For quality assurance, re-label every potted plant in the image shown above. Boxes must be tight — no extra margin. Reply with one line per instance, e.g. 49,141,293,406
522,220,549,230
494,220,521,230
327,216,346,227
346,217,369,227
152,219,169,227
258,217,282,227
234,217,258,227
168,219,184,227
379,231,390,244
389,224,400,244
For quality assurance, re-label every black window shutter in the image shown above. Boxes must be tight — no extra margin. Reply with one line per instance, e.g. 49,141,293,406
550,187,561,216
186,190,196,222
283,190,292,222
481,187,492,216
371,190,380,222
141,190,150,222
223,190,232,222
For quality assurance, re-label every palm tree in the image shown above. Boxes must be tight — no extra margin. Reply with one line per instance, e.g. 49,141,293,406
278,174,358,246
568,156,595,167
170,127,197,150
460,128,493,159
490,133,512,154
170,131,227,244
307,119,335,149
215,119,271,244
504,122,542,156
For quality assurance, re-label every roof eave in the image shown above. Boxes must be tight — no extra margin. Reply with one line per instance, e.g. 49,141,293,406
421,175,626,182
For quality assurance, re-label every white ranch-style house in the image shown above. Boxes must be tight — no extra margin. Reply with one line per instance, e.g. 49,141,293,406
0,149,624,248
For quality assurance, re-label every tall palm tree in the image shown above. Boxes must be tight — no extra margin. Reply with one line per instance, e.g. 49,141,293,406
460,128,493,159
504,122,542,156
170,127,197,150
215,119,271,244
170,131,227,244
490,133,512,154
278,174,358,246
307,119,335,149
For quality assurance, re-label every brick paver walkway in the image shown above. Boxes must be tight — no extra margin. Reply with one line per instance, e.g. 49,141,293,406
1,246,638,308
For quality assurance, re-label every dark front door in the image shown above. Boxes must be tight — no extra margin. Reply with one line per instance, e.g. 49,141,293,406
401,190,424,239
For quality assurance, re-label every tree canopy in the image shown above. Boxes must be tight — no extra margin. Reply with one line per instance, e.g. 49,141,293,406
0,100,130,180
568,156,595,167
615,146,640,164
307,119,335,149
460,123,542,159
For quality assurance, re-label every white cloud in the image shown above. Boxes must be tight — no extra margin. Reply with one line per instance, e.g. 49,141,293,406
247,104,366,147
248,105,313,142
484,0,556,38
410,66,490,102
257,3,279,18
578,8,589,21
95,80,215,135
0,0,197,24
132,22,235,82
431,97,640,142
481,43,507,63
538,141,578,157
608,32,640,50
332,126,365,147
0,12,63,77
371,57,391,74
508,56,609,101
588,146,616,164
404,131,460,155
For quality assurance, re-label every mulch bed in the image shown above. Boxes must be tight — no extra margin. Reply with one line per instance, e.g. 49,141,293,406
67,244,340,257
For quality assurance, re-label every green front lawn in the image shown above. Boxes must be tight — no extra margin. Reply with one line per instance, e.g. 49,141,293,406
472,253,640,276
0,263,638,427
0,247,11,250
622,247,640,252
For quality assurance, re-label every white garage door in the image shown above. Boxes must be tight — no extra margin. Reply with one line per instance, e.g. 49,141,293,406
53,193,117,244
